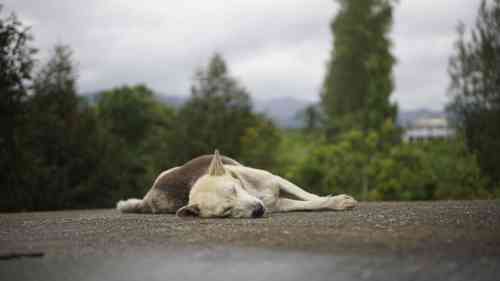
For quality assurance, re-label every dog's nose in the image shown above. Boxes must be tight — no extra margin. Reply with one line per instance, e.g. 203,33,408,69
251,203,265,218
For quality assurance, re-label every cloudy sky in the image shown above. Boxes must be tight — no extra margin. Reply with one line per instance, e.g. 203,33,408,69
4,0,480,110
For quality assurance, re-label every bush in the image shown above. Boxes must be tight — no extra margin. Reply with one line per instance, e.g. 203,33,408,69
291,129,491,201
239,115,282,172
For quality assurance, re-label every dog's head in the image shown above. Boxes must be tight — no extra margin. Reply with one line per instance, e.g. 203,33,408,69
176,151,265,218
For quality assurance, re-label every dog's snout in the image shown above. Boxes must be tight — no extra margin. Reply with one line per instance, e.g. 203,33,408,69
251,203,265,218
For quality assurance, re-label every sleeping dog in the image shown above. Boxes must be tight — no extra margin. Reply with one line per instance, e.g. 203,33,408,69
117,150,357,218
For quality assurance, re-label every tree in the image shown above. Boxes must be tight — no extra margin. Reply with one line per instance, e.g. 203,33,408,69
0,7,37,211
447,0,500,187
31,45,78,116
321,0,398,137
27,45,82,209
97,85,174,148
23,45,116,210
239,114,282,171
96,85,177,199
173,53,256,162
296,104,323,133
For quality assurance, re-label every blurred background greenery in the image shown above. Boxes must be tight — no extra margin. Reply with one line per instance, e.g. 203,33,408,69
1,0,499,211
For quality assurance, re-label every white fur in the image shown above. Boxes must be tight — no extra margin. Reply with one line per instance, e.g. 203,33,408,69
224,166,357,213
116,198,143,213
276,195,357,212
186,171,265,218
183,164,357,217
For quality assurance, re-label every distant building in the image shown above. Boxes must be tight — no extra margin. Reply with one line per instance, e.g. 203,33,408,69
403,117,455,142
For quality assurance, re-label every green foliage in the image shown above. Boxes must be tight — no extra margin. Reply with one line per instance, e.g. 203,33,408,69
271,130,323,180
96,85,177,200
25,45,113,210
292,130,379,198
97,85,174,147
295,104,324,134
239,114,282,172
0,7,37,211
321,0,398,136
291,129,491,201
369,140,489,200
447,0,500,188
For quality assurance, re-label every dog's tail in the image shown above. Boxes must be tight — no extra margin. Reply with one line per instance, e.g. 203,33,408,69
116,198,148,213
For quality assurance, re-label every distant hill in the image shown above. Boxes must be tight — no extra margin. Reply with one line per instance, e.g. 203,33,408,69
155,95,187,108
153,94,313,128
397,109,447,128
80,92,101,105
252,99,447,129
253,97,312,128
80,92,445,129
81,91,187,108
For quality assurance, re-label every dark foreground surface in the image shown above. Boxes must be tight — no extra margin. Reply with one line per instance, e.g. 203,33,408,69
1,201,499,281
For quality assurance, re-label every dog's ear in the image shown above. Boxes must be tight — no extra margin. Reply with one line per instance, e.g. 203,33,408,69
176,204,200,218
207,149,227,176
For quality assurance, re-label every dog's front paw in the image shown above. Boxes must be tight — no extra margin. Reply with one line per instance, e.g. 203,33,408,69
325,194,357,210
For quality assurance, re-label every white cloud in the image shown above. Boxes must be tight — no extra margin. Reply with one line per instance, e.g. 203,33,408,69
3,0,482,110
392,0,481,110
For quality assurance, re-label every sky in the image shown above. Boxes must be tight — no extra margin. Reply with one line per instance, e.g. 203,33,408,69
4,0,481,110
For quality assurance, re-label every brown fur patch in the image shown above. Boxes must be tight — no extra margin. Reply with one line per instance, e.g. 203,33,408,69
149,155,239,212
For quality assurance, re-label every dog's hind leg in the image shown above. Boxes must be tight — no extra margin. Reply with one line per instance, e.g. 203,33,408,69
117,166,180,214
275,195,357,212
274,176,321,201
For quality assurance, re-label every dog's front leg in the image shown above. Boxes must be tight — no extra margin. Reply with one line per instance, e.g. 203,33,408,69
275,195,357,212
274,175,321,201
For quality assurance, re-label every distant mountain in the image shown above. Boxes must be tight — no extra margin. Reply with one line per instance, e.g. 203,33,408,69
81,91,188,108
80,92,101,105
154,94,313,128
253,97,312,128
155,94,187,108
81,91,445,129
252,99,447,129
397,109,447,128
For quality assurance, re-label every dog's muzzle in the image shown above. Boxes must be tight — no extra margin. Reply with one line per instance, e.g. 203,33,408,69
251,203,265,218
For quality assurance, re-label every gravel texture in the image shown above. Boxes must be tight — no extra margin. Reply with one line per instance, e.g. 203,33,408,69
1,201,499,281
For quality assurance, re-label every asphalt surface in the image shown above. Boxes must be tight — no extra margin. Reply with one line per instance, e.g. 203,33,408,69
1,201,499,281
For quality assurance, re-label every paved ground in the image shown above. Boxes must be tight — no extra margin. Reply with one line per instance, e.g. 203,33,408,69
1,201,499,280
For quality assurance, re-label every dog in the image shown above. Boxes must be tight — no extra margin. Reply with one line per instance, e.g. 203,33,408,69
117,150,357,218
